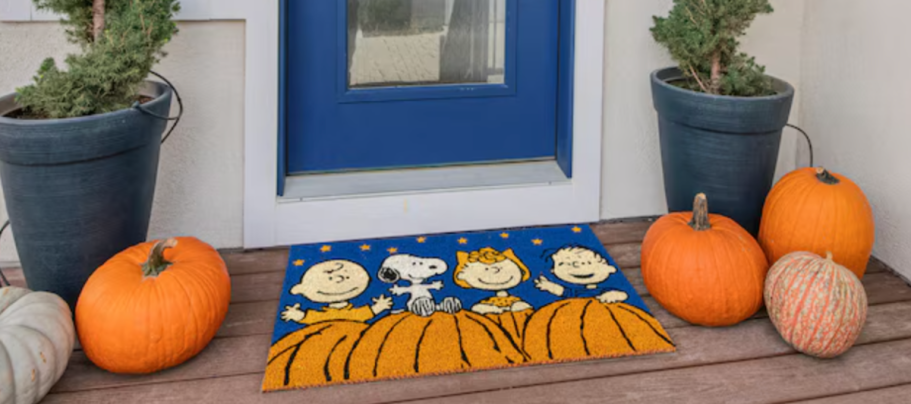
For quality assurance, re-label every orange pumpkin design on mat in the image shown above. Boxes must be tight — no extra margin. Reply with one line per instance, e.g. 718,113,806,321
484,309,534,348
345,311,527,382
759,167,875,279
522,299,675,361
263,320,368,390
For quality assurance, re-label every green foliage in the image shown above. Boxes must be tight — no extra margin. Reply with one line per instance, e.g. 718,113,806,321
16,0,180,119
652,0,775,97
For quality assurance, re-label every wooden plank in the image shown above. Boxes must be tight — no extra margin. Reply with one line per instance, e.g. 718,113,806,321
589,219,654,245
1,267,25,288
42,301,911,403
3,226,892,292
428,340,911,404
223,249,289,276
229,271,286,304
793,383,911,404
604,243,641,269
52,335,272,394
217,300,280,338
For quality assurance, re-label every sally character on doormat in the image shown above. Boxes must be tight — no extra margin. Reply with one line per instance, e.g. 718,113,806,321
454,247,536,347
454,247,534,314
280,259,393,325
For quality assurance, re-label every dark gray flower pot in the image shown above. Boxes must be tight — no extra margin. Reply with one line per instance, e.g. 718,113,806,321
651,67,795,235
0,81,172,309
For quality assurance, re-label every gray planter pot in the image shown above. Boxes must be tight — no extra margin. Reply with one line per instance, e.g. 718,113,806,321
651,67,795,235
0,81,172,309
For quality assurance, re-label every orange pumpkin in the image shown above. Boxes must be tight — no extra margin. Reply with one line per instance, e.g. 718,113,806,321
765,252,868,358
263,321,368,390
76,238,231,374
485,309,533,348
522,299,674,361
641,194,769,327
345,311,526,381
759,167,875,279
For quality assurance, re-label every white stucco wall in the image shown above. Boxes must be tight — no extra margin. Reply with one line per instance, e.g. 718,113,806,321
600,0,806,219
0,21,246,260
800,0,911,277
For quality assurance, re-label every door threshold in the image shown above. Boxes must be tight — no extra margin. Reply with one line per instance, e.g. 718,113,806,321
280,160,570,202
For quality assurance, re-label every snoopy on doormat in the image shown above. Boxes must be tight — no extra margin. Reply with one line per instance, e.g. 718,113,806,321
378,254,463,317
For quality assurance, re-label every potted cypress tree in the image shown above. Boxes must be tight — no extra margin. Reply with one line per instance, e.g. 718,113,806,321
0,0,180,308
651,0,794,235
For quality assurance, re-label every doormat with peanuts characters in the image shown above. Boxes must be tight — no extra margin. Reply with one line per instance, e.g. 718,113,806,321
263,225,675,392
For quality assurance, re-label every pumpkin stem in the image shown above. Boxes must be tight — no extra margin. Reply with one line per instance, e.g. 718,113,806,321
689,193,712,231
825,251,834,261
142,238,178,277
816,167,841,185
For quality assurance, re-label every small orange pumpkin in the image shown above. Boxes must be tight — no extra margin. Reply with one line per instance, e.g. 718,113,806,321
641,194,769,327
765,252,868,358
345,311,526,382
485,309,534,348
263,321,368,390
76,238,231,374
522,299,674,361
759,167,875,279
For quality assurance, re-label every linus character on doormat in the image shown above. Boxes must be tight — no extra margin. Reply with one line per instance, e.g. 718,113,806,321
535,246,630,304
280,259,393,325
453,247,535,315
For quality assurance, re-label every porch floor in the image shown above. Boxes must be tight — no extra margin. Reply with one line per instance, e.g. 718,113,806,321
11,219,911,403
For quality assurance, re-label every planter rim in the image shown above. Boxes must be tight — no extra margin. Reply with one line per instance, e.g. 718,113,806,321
0,80,171,126
0,81,172,166
650,66,795,102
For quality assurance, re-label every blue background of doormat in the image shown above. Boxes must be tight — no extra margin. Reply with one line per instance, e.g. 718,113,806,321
270,225,649,344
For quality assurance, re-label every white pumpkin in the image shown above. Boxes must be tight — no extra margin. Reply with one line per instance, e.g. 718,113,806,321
0,287,75,404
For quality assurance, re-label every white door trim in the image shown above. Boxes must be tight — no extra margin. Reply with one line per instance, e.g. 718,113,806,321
252,0,605,248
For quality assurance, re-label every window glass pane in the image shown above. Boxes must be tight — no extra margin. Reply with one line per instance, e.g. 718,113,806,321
348,0,507,89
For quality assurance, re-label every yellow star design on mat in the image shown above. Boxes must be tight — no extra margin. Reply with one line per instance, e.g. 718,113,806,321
360,244,371,252
532,239,544,246
292,259,305,267
572,226,583,233
458,238,468,245
500,233,510,239
320,245,332,253
388,247,399,254
416,237,427,243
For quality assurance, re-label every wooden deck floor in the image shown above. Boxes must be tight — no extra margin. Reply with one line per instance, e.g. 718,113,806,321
9,219,911,403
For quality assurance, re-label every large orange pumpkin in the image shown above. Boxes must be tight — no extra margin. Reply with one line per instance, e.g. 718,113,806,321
345,311,526,381
522,299,674,361
641,194,769,327
76,238,231,374
485,309,534,348
263,321,368,390
759,167,875,279
765,252,868,358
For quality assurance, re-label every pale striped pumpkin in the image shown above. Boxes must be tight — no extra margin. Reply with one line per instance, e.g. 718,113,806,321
765,252,868,358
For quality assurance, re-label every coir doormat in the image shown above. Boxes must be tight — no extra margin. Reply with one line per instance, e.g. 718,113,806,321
263,225,675,391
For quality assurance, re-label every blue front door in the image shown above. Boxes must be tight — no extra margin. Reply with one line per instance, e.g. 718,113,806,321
286,0,561,174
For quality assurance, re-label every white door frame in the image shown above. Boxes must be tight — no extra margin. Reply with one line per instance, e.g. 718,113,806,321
1,0,607,249
248,0,606,248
